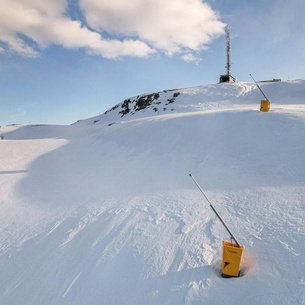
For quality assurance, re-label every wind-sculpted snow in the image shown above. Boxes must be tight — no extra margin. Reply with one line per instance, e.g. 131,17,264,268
0,80,305,304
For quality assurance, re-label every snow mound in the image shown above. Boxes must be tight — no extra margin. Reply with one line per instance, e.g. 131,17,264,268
0,80,305,305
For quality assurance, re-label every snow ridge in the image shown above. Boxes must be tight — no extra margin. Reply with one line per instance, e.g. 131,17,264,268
0,80,305,305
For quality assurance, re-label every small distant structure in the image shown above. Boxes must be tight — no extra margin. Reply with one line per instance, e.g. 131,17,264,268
219,25,236,83
258,78,281,83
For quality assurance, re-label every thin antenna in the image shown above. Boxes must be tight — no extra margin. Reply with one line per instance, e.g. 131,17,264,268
249,74,269,100
226,25,231,76
219,25,235,83
189,174,241,247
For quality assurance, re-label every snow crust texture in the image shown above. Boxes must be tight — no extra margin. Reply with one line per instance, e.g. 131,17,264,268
1,80,305,305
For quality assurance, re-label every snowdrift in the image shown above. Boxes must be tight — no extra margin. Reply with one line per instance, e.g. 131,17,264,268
0,80,305,304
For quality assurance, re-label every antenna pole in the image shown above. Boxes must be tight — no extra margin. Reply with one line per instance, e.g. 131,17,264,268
250,74,269,100
226,25,231,76
189,174,241,247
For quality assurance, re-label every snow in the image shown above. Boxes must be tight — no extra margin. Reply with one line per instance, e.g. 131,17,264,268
0,80,305,304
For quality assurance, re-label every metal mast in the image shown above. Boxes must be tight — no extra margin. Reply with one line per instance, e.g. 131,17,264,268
226,25,231,76
219,25,235,83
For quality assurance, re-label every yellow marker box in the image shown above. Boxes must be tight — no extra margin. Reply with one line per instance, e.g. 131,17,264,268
222,241,245,277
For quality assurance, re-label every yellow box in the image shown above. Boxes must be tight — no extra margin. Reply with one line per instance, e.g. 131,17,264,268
260,99,270,112
221,241,245,277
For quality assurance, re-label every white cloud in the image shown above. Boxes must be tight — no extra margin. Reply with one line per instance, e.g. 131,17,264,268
0,0,153,58
80,0,225,54
0,0,225,59
181,53,200,63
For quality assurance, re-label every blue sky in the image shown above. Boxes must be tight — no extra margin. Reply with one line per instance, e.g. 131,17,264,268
1,0,305,126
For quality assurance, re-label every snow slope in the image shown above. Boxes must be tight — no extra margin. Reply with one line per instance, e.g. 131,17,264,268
0,80,305,304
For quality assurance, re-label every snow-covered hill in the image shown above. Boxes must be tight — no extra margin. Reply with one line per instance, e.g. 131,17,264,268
1,80,305,305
